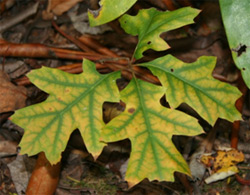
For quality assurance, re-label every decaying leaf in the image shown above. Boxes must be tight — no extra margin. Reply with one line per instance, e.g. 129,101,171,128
43,0,83,20
0,70,27,113
11,60,120,164
119,7,200,59
141,55,241,125
101,78,203,186
0,61,29,79
7,155,36,195
88,0,137,26
200,148,244,184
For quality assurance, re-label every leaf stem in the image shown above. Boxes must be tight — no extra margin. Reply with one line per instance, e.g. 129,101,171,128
128,47,138,79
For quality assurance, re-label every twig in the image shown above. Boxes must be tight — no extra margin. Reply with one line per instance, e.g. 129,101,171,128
238,166,250,170
78,35,121,57
51,20,95,53
231,74,247,148
231,73,250,186
235,174,250,185
0,40,110,61
78,35,159,84
0,153,17,158
1,37,160,87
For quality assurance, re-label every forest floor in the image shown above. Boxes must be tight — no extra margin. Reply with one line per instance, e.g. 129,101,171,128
0,0,250,194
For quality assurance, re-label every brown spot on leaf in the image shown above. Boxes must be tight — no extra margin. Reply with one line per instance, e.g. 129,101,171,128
57,97,62,101
128,108,135,113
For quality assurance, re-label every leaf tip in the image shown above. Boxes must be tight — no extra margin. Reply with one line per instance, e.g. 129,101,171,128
26,69,36,79
82,58,96,73
126,180,137,189
26,66,47,80
188,6,201,17
92,154,99,161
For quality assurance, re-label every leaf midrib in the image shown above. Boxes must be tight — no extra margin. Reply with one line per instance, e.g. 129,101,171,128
133,78,163,178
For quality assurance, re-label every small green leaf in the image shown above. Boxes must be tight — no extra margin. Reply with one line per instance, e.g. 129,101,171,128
141,55,241,124
11,60,120,164
88,0,137,26
220,0,250,88
102,78,203,186
119,7,200,59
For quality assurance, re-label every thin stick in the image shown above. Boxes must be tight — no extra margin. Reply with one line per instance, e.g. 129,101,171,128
51,20,95,53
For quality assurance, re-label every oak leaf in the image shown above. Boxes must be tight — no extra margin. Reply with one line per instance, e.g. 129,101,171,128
11,60,120,164
101,78,203,186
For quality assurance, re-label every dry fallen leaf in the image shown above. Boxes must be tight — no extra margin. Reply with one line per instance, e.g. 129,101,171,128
0,70,27,113
200,148,244,184
43,0,83,20
7,155,36,195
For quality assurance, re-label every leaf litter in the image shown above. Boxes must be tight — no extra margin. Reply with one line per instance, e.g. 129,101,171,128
0,0,250,194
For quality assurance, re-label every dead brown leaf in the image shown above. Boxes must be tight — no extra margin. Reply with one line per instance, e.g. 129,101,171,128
43,0,83,19
0,70,27,113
